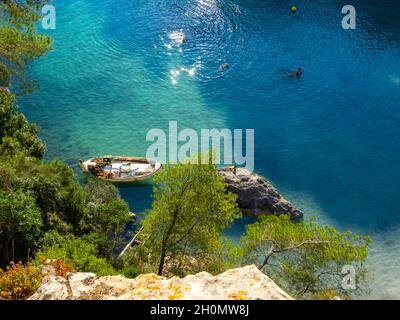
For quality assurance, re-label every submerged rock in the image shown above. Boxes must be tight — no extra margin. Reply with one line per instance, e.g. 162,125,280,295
218,167,303,219
29,265,292,300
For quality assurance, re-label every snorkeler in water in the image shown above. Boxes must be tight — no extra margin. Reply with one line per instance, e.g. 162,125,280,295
219,63,230,72
288,68,303,78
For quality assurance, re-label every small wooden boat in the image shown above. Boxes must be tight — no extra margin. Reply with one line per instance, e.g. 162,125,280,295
79,155,162,184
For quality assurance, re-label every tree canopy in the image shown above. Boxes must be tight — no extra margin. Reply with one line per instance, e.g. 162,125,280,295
240,215,371,299
0,89,45,157
0,0,132,278
0,0,52,93
0,150,132,265
123,160,240,277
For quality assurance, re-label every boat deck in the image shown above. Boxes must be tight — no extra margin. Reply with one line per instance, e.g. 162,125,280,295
80,156,162,183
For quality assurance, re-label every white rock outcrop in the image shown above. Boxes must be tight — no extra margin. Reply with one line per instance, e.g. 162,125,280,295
29,265,292,300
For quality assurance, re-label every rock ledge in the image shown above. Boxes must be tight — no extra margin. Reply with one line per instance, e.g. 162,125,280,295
218,167,303,219
29,265,292,300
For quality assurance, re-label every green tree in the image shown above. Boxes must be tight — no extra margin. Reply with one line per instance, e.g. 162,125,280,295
0,88,46,158
0,62,10,87
80,178,131,237
130,160,240,276
0,0,52,93
0,190,42,262
240,215,371,299
0,151,132,265
0,1,134,278
13,156,86,233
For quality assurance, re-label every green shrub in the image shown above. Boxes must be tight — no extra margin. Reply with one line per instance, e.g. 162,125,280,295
80,178,131,236
35,235,117,276
121,265,141,279
0,191,42,263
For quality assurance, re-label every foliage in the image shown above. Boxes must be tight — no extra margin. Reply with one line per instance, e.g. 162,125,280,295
120,265,141,279
125,159,240,276
0,190,42,262
0,0,52,94
39,258,76,279
201,238,243,275
0,153,85,232
80,178,131,237
0,150,131,265
312,289,351,300
0,1,374,302
0,62,10,87
0,89,46,158
0,0,133,297
239,215,371,299
0,261,43,300
35,234,117,276
80,232,114,261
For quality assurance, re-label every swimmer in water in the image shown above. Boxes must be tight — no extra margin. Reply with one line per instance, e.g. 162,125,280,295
288,68,303,78
182,36,187,44
219,63,230,72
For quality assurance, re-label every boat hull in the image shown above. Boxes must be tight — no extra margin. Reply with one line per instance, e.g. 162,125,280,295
79,156,162,185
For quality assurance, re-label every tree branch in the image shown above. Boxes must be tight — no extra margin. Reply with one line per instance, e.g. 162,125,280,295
259,239,331,270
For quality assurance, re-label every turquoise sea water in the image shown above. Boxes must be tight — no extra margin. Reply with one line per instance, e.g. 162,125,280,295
19,0,400,298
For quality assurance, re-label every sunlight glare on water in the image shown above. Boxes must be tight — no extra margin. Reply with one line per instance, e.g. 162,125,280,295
19,0,400,299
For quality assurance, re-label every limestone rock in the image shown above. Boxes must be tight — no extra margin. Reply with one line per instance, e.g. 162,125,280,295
29,276,70,300
68,273,98,299
218,167,303,219
29,265,292,300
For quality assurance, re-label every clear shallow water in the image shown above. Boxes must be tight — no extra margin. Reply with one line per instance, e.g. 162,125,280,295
19,0,400,298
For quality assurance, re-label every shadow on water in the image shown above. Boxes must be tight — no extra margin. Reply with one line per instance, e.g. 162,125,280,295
118,185,154,219
19,0,400,298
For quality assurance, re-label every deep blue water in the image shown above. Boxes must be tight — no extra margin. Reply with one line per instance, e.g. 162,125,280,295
19,0,400,298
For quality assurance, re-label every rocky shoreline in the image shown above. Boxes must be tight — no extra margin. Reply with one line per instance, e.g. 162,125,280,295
218,167,303,220
29,264,292,300
28,169,304,300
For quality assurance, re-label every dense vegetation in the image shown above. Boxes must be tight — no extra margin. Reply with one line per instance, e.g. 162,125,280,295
121,161,371,299
0,0,51,94
240,215,371,299
0,0,371,300
0,1,131,298
0,87,131,268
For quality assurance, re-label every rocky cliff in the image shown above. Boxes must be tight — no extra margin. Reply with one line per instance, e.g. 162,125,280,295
29,265,292,300
218,167,303,219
